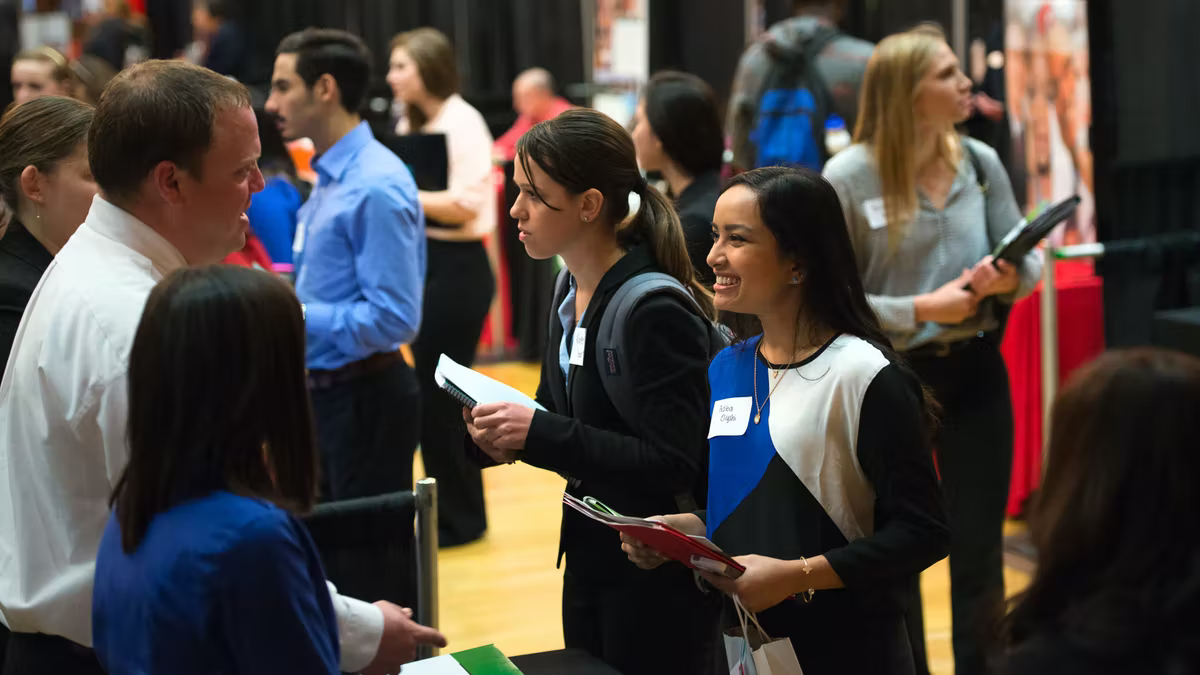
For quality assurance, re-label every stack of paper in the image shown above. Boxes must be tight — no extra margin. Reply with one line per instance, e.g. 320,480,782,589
434,354,546,411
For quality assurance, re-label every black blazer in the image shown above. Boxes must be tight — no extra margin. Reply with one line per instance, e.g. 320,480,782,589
0,220,52,382
470,245,713,582
675,170,722,290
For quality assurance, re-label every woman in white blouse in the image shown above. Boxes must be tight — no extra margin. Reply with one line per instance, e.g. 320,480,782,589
388,27,496,546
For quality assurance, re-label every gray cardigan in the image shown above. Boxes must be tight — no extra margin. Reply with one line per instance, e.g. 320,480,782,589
823,138,1043,351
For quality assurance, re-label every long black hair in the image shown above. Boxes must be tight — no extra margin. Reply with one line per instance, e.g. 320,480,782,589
724,167,938,425
517,108,714,317
1005,349,1200,669
643,71,724,179
112,265,317,552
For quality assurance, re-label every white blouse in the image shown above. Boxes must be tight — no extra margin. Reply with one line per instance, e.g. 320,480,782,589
398,94,497,242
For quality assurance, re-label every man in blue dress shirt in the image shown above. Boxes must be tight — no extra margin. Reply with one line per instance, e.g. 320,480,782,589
266,29,425,504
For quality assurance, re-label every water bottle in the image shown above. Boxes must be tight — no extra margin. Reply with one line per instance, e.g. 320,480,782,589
825,114,851,157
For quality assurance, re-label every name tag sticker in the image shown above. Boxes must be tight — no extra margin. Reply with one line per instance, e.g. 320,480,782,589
569,327,588,367
708,397,753,438
862,198,888,230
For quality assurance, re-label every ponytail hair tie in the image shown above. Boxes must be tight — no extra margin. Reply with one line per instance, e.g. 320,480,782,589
633,175,649,195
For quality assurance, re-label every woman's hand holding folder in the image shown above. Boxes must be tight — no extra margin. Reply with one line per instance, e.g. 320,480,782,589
621,512,705,570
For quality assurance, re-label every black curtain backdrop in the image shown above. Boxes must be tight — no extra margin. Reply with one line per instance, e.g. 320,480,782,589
240,0,584,136
1088,0,1200,348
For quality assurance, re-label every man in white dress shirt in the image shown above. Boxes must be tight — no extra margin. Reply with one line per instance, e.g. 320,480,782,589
0,60,444,674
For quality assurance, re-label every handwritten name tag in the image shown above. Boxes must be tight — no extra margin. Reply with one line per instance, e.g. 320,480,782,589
861,198,888,230
708,397,752,439
569,327,588,367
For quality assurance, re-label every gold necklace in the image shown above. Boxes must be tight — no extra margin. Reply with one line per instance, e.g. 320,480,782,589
752,341,790,424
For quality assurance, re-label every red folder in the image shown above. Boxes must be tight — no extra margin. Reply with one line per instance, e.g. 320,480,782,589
563,493,745,578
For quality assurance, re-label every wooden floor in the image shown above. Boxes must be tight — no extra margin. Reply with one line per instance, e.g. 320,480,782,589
420,362,1031,675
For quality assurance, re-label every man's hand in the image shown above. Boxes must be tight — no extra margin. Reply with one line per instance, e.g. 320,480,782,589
359,601,448,675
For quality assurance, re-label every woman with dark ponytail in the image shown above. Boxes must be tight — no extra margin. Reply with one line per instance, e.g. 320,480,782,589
464,108,720,675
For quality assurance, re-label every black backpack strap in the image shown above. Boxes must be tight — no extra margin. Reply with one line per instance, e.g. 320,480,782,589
963,138,1010,336
594,273,727,513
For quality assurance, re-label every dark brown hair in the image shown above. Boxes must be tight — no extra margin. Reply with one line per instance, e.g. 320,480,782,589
88,60,250,204
517,108,714,318
112,265,318,552
643,71,724,178
14,46,72,86
0,96,94,212
1005,348,1200,666
277,28,373,114
390,27,460,131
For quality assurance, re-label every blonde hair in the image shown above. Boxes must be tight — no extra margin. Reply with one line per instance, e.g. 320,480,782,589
15,46,72,85
853,24,959,250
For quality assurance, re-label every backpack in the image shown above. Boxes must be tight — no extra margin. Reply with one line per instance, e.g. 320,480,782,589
550,269,731,511
749,26,841,171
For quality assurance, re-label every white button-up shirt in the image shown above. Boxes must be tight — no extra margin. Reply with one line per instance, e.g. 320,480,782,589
0,196,383,671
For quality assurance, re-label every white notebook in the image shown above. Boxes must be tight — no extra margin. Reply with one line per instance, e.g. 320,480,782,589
434,354,546,411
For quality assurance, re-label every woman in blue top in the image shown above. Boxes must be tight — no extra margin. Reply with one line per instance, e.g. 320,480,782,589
92,265,338,674
623,168,950,675
242,107,305,265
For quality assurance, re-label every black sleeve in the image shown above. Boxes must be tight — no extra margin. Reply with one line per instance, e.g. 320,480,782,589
521,295,711,495
679,213,716,288
823,363,950,586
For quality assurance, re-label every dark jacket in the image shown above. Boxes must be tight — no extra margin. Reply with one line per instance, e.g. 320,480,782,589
0,220,53,382
675,170,721,290
470,245,712,583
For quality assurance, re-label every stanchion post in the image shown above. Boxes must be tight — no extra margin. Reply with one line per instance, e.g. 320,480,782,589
415,478,439,660
1038,248,1058,476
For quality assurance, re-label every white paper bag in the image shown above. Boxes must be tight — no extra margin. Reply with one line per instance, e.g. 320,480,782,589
724,596,804,675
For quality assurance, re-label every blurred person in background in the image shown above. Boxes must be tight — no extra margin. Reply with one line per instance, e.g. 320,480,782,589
727,0,873,173
631,70,724,289
11,47,73,107
1001,349,1200,675
82,0,147,72
191,0,247,82
69,55,117,105
493,67,573,163
823,25,1042,675
388,26,495,547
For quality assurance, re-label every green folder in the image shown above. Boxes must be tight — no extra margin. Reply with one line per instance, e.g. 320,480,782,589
451,645,523,674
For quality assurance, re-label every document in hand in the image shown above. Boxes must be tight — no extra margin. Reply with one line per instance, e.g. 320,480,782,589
991,195,1082,264
434,354,546,411
562,493,745,578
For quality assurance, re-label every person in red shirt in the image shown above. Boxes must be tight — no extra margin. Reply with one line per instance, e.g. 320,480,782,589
492,68,573,163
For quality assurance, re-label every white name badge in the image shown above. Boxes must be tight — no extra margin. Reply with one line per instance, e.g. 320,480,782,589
861,197,888,230
708,397,753,439
569,327,588,367
293,220,308,256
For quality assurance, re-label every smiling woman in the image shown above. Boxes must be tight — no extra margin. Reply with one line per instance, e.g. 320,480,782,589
624,167,949,675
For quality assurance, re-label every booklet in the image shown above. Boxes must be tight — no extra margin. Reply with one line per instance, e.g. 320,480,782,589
563,493,745,579
434,354,546,411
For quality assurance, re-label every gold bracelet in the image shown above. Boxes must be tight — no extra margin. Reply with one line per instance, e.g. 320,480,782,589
798,556,815,603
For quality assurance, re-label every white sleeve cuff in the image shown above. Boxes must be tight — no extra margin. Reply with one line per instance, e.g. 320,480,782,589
327,581,385,673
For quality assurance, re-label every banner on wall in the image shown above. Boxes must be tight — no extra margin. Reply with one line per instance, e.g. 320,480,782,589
590,0,648,126
1005,0,1094,246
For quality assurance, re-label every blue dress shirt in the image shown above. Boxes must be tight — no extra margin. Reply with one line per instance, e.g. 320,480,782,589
294,121,426,371
92,491,340,675
247,174,303,265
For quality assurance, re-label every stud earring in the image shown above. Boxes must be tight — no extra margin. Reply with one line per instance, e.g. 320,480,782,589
582,216,589,222
790,276,801,284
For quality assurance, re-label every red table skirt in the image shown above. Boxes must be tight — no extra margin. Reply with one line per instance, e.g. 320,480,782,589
1000,260,1105,517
